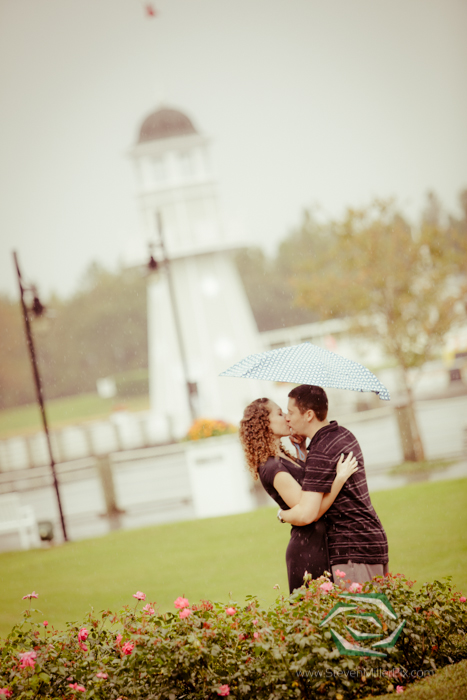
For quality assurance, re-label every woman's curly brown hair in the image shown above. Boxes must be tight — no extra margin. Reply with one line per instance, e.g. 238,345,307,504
239,398,295,480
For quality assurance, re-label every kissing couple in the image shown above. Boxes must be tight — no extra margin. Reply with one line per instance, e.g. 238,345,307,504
239,384,389,593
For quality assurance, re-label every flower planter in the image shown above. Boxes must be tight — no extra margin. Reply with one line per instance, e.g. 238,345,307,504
185,434,254,518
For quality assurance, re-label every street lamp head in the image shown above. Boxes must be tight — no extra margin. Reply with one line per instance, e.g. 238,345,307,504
147,240,160,274
148,255,159,273
32,295,46,317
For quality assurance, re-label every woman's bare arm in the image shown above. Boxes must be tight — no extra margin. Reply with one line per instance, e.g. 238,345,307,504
273,471,303,508
273,452,358,517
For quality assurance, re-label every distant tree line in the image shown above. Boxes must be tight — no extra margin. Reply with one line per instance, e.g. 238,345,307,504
0,249,317,412
1,190,465,412
0,264,149,410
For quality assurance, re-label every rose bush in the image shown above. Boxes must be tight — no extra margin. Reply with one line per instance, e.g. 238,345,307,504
0,576,466,699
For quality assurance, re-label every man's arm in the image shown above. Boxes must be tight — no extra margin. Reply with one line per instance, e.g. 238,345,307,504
280,490,324,526
277,453,357,524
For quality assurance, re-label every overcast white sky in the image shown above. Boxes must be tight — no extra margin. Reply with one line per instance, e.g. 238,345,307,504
1,0,466,300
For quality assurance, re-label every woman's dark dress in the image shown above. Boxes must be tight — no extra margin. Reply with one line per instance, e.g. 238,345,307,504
258,456,329,593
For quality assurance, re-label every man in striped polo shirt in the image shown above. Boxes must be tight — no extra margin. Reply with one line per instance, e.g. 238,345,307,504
280,384,388,584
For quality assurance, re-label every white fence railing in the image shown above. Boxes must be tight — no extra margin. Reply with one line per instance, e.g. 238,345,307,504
1,396,466,474
0,396,466,551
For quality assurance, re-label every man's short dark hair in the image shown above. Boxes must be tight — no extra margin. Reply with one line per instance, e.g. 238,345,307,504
288,385,328,421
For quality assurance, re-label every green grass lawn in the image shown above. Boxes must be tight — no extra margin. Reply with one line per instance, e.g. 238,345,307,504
374,659,467,700
0,393,150,439
0,478,466,638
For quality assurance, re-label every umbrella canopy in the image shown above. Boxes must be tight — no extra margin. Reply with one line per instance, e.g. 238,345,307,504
220,342,390,401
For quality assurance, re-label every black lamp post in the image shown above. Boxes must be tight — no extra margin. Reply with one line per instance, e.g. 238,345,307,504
12,251,69,543
147,212,198,424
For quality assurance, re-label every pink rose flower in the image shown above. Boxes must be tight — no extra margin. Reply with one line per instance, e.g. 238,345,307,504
96,672,108,679
252,619,258,626
349,582,363,593
320,581,334,593
396,686,404,693
78,628,89,642
225,607,236,616
217,685,230,697
460,596,466,603
174,596,190,609
43,621,48,627
179,608,192,619
142,604,155,615
78,642,88,653
115,634,123,645
133,591,146,601
334,569,346,578
253,631,259,639
0,689,12,698
68,683,86,692
19,651,37,669
121,641,134,655
22,591,38,600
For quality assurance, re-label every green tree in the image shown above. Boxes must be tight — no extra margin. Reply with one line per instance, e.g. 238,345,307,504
0,263,149,410
0,295,36,409
447,188,467,277
235,247,318,331
288,196,467,461
38,263,148,401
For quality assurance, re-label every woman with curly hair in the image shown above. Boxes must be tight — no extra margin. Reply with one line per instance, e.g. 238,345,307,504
239,398,357,593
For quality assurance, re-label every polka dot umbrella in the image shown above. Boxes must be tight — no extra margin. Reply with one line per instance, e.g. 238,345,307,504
219,342,390,401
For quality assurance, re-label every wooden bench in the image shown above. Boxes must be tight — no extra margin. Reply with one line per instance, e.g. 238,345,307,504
0,493,41,549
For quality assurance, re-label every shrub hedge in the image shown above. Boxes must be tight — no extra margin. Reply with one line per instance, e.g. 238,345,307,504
1,573,466,699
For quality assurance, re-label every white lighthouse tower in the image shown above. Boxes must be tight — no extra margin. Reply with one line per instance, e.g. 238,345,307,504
129,107,263,440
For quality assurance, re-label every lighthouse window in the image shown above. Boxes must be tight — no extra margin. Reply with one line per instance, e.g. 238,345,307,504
180,151,194,178
152,158,165,182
